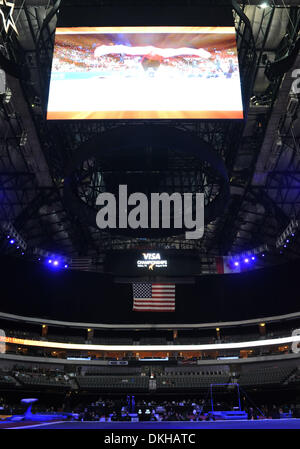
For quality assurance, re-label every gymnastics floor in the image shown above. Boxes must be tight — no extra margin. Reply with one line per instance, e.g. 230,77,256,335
4,419,300,429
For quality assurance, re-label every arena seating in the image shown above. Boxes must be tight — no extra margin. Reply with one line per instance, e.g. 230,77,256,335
0,374,17,388
164,366,230,374
176,337,213,345
139,338,167,345
0,363,298,393
83,367,142,376
15,372,70,389
92,338,133,345
239,366,294,386
76,375,149,391
287,368,300,384
156,371,231,390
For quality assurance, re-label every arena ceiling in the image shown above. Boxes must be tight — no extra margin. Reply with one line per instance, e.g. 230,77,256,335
0,0,300,272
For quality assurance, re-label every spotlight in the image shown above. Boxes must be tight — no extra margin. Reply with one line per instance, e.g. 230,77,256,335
33,248,71,270
9,239,15,244
231,244,269,263
244,258,249,263
259,2,269,8
286,239,290,243
234,261,239,267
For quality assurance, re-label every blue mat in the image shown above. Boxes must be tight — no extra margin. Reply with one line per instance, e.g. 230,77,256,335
8,419,300,430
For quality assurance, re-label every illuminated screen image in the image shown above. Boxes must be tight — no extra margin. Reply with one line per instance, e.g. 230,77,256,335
47,27,244,120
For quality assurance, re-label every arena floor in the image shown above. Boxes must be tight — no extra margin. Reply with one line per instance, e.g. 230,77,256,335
4,419,300,429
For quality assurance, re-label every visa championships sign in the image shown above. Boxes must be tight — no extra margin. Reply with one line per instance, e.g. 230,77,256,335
137,253,168,270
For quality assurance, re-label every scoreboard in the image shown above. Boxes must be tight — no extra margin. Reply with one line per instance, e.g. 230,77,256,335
105,250,202,278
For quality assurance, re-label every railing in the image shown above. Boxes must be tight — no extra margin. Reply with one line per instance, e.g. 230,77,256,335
4,328,299,346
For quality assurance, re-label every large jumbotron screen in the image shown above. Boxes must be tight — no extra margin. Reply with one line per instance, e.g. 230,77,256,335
47,27,244,120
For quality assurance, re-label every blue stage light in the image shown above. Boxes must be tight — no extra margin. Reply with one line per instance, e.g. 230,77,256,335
244,258,249,263
53,260,59,266
286,239,290,243
48,259,52,264
9,239,15,244
251,256,255,260
64,264,68,269
234,261,239,267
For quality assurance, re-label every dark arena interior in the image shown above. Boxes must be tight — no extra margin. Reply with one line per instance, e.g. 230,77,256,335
0,0,300,440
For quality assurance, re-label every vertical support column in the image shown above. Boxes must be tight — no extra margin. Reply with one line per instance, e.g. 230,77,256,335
87,328,94,341
42,324,48,338
237,384,242,411
259,322,266,337
210,384,214,412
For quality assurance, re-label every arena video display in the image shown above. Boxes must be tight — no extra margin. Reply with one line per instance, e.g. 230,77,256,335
47,26,244,120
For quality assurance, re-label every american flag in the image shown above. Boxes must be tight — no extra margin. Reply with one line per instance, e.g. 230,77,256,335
132,283,175,312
